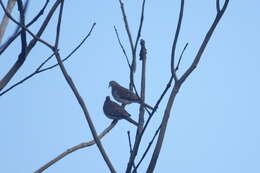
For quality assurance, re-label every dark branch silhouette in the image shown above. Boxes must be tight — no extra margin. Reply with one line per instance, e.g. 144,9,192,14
0,23,96,96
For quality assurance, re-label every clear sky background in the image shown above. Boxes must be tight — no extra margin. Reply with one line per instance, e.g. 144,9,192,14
0,0,259,173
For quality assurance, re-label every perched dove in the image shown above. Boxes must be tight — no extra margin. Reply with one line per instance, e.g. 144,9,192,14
103,96,138,126
108,81,153,110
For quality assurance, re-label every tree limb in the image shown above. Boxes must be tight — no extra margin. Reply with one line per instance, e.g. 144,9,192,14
0,0,61,91
175,42,188,72
0,0,49,55
147,1,229,172
0,22,95,96
0,0,16,44
51,2,116,171
171,0,184,81
34,120,118,173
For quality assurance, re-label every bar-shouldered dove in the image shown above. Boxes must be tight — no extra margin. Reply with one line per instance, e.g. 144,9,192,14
109,80,153,110
103,96,138,126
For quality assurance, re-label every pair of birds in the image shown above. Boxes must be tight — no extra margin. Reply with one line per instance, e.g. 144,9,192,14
103,81,153,126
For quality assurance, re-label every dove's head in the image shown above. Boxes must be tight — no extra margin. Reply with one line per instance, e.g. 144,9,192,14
105,96,111,101
108,80,118,88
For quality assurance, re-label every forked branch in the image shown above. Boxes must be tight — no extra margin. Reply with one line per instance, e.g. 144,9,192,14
51,1,116,172
0,23,95,96
147,0,229,172
0,0,61,91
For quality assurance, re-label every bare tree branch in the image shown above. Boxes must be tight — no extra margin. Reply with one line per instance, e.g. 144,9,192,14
142,75,174,132
134,0,146,55
0,0,61,91
8,0,29,46
52,48,117,173
146,83,180,173
34,120,118,173
118,0,135,71
9,0,29,38
134,124,161,172
114,25,131,69
16,0,27,60
114,26,152,116
54,0,63,49
171,0,185,82
125,74,175,173
127,131,133,154
0,54,54,96
40,23,96,72
113,51,175,172
178,0,229,85
147,1,229,172
0,0,16,44
26,0,49,26
138,39,147,127
216,0,220,13
0,0,49,55
0,0,53,48
127,131,137,172
51,2,116,171
175,42,188,72
0,23,96,96
0,0,28,47
125,39,147,173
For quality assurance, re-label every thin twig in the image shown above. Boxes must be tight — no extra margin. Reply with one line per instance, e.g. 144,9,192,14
34,120,118,173
134,124,161,171
127,131,133,153
114,25,131,69
118,0,134,61
39,23,96,73
175,42,188,72
27,0,49,26
134,0,146,55
118,0,137,91
142,75,174,133
127,131,137,172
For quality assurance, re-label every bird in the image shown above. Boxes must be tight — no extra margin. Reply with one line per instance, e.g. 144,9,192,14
103,96,138,126
108,80,153,110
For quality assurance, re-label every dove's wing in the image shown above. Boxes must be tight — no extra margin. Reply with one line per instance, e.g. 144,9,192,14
115,85,139,102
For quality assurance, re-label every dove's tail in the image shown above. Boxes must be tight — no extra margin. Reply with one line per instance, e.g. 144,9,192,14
137,99,154,110
144,103,154,110
125,117,138,126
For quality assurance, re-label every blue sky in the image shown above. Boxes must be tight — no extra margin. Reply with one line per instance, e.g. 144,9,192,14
0,0,260,172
